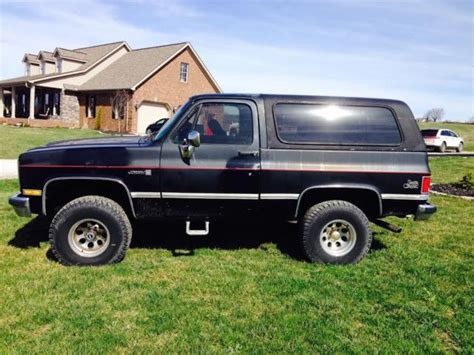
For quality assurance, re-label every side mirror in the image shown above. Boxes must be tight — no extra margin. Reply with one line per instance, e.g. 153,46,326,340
179,130,200,159
187,130,200,147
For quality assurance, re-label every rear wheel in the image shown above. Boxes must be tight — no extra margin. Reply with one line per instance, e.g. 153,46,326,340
456,142,463,153
300,200,372,264
49,196,132,266
438,142,447,153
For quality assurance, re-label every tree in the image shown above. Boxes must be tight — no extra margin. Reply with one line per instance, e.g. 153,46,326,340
111,90,129,132
425,108,445,122
111,90,128,120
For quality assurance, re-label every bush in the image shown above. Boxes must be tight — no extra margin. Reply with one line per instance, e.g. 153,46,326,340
454,173,473,190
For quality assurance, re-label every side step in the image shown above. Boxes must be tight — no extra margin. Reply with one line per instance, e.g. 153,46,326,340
186,221,210,236
372,219,402,233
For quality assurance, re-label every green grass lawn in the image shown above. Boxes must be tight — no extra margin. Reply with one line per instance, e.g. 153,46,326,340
419,122,474,151
0,126,111,159
0,158,473,353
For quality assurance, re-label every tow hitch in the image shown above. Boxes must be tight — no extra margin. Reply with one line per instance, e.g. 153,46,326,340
372,219,402,233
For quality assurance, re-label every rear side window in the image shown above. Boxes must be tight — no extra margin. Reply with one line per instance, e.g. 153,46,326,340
421,129,439,137
274,104,401,145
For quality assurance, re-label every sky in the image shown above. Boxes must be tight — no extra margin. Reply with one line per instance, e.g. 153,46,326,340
0,0,472,120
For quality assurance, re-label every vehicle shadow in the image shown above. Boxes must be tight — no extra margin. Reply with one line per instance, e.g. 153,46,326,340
8,217,386,261
8,216,305,261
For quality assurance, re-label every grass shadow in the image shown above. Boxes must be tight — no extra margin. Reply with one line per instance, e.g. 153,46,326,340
131,220,304,260
8,216,50,248
8,217,304,261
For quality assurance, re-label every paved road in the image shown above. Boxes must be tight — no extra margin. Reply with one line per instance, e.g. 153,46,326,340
0,160,17,179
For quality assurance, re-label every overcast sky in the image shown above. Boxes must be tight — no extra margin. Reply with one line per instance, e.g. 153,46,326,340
0,0,472,120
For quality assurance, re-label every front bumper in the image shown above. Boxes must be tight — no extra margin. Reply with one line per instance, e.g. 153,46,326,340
414,203,437,221
9,193,32,217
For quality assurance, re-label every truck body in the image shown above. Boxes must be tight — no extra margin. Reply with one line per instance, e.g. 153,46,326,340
10,94,436,265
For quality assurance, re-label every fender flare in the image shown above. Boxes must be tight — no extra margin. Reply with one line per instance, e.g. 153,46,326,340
294,184,383,218
42,176,136,218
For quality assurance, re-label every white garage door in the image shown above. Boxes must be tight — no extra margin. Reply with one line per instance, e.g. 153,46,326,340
137,102,169,134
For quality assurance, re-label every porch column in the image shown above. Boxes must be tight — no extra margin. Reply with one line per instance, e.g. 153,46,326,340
0,88,4,118
11,86,16,118
29,85,35,120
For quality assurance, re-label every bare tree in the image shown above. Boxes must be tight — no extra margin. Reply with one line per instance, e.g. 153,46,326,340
111,90,128,118
111,90,129,132
425,108,445,122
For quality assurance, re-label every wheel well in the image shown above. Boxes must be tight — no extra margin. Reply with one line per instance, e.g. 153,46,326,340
44,179,135,218
296,187,381,220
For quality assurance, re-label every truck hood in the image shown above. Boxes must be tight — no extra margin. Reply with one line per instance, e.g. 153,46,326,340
44,135,142,147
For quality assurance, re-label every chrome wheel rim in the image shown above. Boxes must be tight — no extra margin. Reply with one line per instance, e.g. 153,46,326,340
320,219,357,257
68,219,110,257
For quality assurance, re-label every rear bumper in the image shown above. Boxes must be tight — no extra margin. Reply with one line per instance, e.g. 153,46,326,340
414,203,437,221
9,193,32,217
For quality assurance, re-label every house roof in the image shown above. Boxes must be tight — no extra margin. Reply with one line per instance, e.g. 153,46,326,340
0,41,221,92
54,48,87,62
38,51,55,62
0,41,128,85
78,42,188,91
23,53,40,64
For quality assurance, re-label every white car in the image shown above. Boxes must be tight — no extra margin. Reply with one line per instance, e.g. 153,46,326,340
421,128,464,153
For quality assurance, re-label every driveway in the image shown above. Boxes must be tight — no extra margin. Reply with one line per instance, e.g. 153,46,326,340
0,160,18,179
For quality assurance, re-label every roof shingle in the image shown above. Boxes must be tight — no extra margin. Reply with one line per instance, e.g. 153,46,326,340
78,43,187,91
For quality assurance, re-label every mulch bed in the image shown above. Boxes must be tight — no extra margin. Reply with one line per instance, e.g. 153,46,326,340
431,184,474,198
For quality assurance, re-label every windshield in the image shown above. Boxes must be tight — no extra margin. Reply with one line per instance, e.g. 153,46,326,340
153,101,192,142
421,129,439,137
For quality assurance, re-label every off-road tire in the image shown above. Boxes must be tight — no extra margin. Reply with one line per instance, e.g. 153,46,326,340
300,200,372,264
438,142,447,153
49,196,132,266
456,143,463,153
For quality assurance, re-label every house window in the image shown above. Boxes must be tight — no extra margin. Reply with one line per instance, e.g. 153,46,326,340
87,95,96,118
25,64,31,76
180,62,189,82
56,59,62,73
40,61,46,74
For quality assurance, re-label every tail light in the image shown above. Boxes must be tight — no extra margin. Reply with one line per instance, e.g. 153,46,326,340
421,176,431,194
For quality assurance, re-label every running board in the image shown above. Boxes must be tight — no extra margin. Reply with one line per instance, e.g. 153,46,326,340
186,221,210,236
372,219,402,233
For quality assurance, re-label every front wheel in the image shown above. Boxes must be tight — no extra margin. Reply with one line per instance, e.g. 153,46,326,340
49,196,132,266
456,143,463,153
300,200,372,264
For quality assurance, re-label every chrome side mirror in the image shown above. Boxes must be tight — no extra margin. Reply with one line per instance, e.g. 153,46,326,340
187,130,200,147
179,130,200,159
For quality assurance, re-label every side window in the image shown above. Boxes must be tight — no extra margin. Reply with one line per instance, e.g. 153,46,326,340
172,107,199,143
441,130,450,137
274,104,401,145
173,103,253,145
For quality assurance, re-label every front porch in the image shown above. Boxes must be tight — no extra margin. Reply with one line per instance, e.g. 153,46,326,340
0,85,62,120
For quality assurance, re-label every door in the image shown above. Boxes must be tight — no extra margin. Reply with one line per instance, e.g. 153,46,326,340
160,99,260,217
137,102,169,134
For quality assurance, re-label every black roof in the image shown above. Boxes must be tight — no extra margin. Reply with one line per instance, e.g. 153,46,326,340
190,93,407,107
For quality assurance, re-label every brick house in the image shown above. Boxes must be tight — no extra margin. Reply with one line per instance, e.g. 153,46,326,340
0,41,221,133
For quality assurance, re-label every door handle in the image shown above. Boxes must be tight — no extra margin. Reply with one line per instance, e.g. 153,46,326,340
238,150,259,157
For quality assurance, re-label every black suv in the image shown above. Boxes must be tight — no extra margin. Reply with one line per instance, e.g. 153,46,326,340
9,94,436,265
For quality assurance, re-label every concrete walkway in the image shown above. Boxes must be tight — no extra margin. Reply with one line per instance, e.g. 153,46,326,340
0,160,18,179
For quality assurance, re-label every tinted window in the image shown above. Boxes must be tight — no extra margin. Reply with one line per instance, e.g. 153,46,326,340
421,129,439,137
274,104,401,145
441,130,450,136
173,103,253,145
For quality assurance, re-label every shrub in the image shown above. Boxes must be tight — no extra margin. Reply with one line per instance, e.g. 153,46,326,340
454,173,473,190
